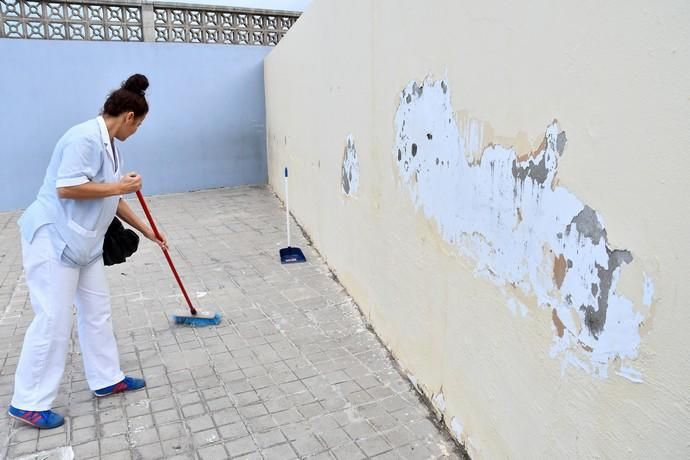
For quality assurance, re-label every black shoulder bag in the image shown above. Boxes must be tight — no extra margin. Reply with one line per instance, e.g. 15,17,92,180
103,217,140,266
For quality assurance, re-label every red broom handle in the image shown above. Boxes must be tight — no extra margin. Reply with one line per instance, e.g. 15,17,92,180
136,191,197,315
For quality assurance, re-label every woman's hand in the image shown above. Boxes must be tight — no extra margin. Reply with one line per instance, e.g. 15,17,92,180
145,229,168,251
119,172,142,194
116,199,167,250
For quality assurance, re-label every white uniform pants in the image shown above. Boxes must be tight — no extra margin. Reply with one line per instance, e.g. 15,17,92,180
11,225,124,411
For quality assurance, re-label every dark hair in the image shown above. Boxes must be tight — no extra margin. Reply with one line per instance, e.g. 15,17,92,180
102,74,149,117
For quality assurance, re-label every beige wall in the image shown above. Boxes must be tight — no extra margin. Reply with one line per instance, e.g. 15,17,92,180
265,0,690,458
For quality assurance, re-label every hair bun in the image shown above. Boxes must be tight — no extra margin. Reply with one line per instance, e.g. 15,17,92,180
122,74,149,96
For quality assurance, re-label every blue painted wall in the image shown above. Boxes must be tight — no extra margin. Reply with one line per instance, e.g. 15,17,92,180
0,39,270,211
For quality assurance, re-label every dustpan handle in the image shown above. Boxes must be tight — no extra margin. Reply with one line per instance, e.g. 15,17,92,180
284,167,290,247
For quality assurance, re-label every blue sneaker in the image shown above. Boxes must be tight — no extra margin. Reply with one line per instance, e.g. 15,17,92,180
94,376,146,397
8,405,64,429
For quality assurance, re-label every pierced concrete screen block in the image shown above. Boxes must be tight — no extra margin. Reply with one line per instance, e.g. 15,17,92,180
152,7,297,45
0,0,143,41
342,134,360,196
394,77,652,380
0,0,299,45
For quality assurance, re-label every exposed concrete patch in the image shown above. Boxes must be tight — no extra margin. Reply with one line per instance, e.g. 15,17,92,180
556,131,568,155
394,77,650,378
512,152,549,185
568,205,606,245
341,134,360,196
582,249,633,338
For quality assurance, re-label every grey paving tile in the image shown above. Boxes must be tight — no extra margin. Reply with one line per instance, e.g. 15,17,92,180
395,441,436,460
261,442,298,460
7,440,37,457
238,403,268,419
10,426,39,444
101,420,128,437
198,443,229,460
253,428,286,449
36,433,67,451
356,434,393,457
192,427,221,447
129,426,160,448
101,450,132,460
154,408,181,425
317,427,351,450
218,421,249,441
331,442,368,460
161,437,192,457
225,435,258,457
158,422,187,441
181,403,205,418
100,434,130,455
245,414,278,433
290,433,325,457
344,421,377,441
133,442,165,460
72,440,100,458
211,407,242,427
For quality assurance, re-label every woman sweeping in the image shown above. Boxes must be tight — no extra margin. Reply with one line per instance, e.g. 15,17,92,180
8,74,167,429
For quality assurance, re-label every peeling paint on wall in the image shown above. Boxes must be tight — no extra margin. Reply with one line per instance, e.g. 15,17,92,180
450,416,464,441
342,134,360,196
433,391,446,412
394,77,652,378
616,366,644,383
506,294,528,317
643,273,654,306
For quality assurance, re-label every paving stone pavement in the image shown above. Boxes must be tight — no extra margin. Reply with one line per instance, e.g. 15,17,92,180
0,186,466,460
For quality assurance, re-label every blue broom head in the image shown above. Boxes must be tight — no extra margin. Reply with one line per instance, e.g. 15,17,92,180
173,312,222,327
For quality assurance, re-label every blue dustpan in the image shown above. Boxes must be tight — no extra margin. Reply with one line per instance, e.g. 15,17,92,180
280,246,306,264
280,167,306,264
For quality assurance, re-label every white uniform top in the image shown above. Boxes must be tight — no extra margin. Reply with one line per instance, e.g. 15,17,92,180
18,116,123,267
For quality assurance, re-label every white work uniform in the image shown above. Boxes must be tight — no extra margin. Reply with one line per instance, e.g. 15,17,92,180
12,116,125,411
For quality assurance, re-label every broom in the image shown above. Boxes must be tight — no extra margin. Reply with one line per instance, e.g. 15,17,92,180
136,191,221,326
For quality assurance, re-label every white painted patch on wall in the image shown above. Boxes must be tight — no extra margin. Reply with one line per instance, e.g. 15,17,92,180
394,77,651,379
341,134,360,196
505,291,528,317
616,366,644,383
643,273,654,307
433,391,446,412
407,372,418,389
450,416,464,441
